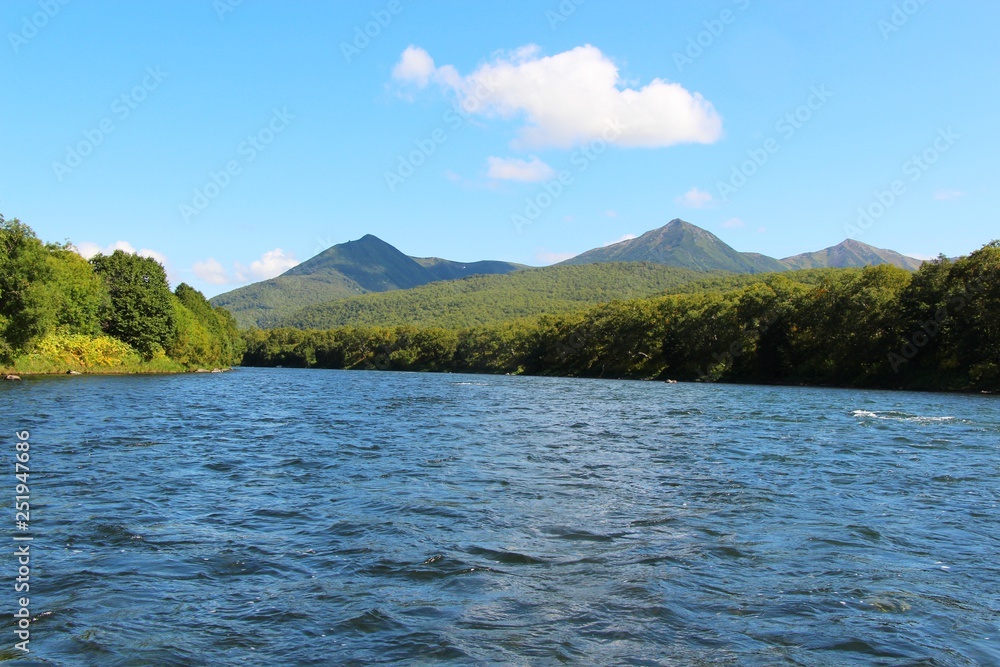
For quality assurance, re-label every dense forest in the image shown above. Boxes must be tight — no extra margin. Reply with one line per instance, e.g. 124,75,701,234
243,242,1000,392
0,216,242,373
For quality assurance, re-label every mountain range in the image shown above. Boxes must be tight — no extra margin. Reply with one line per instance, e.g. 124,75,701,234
211,219,925,328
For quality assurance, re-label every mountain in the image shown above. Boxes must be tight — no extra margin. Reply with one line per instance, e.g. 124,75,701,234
213,220,926,329
560,219,788,273
780,239,924,271
560,219,925,273
211,235,523,328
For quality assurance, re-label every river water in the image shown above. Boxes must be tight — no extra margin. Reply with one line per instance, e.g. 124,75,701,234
2,368,998,665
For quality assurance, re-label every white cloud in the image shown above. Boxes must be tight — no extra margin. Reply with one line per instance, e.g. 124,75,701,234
193,258,229,285
75,240,175,283
243,248,300,281
392,45,438,88
392,44,723,149
75,240,164,261
675,187,713,209
535,249,576,264
486,156,555,182
933,189,965,201
604,233,636,246
605,210,619,218
197,248,301,287
721,217,746,229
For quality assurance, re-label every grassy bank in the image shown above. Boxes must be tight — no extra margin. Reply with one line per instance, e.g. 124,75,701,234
1,332,187,375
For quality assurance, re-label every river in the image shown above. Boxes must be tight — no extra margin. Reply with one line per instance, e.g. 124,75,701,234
2,368,997,665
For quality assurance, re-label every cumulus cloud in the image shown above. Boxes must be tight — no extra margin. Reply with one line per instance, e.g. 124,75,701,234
236,248,300,282
721,217,746,229
193,258,229,285
75,240,175,283
486,156,555,182
675,187,713,209
195,248,301,286
392,45,438,87
933,189,965,201
392,44,723,149
75,240,163,262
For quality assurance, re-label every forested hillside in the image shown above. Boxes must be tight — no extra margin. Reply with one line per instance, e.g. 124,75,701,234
0,215,242,373
276,263,712,329
243,243,1000,392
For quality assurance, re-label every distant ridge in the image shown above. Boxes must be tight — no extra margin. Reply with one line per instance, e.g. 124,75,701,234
211,235,523,328
561,219,924,272
211,219,926,329
780,238,924,271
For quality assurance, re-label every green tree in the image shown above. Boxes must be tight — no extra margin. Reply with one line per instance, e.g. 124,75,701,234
44,245,110,336
0,216,54,357
90,250,176,358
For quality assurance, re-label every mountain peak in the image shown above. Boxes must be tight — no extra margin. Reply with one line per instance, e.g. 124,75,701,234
560,219,786,273
781,238,923,271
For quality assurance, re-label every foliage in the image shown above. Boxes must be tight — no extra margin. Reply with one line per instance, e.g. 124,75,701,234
0,216,55,357
275,263,713,330
90,250,176,358
0,215,243,373
170,283,244,367
243,245,1000,392
3,331,185,374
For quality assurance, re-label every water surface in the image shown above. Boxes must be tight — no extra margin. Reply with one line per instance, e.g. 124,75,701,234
2,369,998,665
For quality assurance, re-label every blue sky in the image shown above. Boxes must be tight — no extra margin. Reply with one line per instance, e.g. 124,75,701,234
2,0,997,296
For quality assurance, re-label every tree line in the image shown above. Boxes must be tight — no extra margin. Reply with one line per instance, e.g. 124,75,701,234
242,242,999,392
1,216,242,371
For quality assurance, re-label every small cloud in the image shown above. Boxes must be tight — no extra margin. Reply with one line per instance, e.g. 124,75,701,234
535,249,576,264
604,233,636,246
234,248,300,282
675,187,713,209
486,156,555,182
756,226,767,234
563,215,574,222
75,240,175,283
721,217,745,229
605,210,618,218
903,252,937,261
933,189,965,201
392,45,438,88
194,248,301,287
444,169,462,182
193,258,229,285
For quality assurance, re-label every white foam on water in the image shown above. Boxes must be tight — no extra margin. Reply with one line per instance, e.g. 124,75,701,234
851,409,955,423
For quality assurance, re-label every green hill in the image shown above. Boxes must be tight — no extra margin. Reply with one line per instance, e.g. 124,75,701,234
275,262,712,330
780,239,924,270
211,235,523,328
560,219,788,273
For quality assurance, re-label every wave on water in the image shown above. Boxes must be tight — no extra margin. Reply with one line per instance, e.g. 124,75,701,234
851,409,956,423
